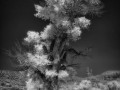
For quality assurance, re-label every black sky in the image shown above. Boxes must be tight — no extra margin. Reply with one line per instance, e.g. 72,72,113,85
0,0,120,77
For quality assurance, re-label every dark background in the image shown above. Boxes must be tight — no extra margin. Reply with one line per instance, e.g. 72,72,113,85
0,0,120,77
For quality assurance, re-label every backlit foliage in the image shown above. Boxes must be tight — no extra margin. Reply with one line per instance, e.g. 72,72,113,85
0,0,105,90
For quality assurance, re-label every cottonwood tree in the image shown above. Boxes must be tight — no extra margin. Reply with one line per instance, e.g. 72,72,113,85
0,0,103,90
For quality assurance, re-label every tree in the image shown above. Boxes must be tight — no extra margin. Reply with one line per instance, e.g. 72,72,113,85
1,0,103,90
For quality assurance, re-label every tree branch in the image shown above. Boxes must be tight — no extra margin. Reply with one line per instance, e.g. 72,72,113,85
49,38,56,52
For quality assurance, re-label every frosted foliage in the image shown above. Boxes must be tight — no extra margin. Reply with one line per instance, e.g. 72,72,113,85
62,20,70,28
45,69,58,78
34,5,44,17
24,31,40,43
35,5,43,12
27,53,51,66
56,18,70,27
40,24,55,40
75,17,91,28
58,70,69,79
35,0,102,21
26,78,43,90
34,44,43,54
53,5,60,12
0,0,104,90
45,69,69,78
70,26,82,41
78,80,92,89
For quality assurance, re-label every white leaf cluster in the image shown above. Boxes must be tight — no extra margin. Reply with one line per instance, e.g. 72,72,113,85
24,31,40,43
58,70,69,79
24,30,52,71
61,17,90,41
78,80,92,89
34,5,44,17
26,78,43,90
65,17,90,41
53,5,60,12
62,19,70,28
34,44,43,54
45,69,58,78
45,69,69,78
35,5,44,12
67,26,82,41
56,17,70,28
40,24,56,40
75,17,91,29
53,0,66,12
27,53,51,66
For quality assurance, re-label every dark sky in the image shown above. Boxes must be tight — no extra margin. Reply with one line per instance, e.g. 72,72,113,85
0,0,120,77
